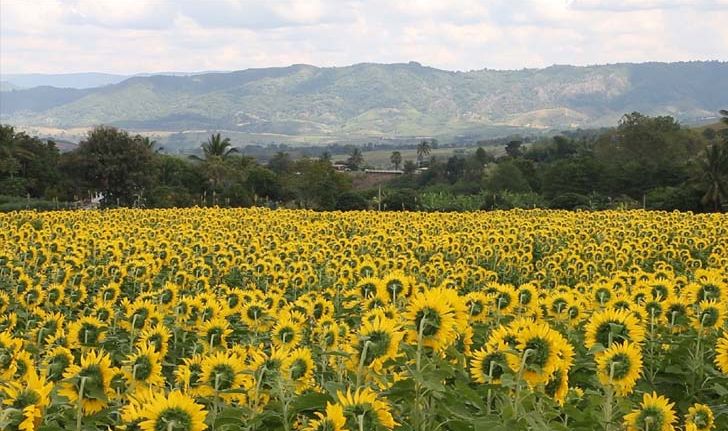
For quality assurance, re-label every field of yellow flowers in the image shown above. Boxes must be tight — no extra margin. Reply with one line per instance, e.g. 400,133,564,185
1,208,728,431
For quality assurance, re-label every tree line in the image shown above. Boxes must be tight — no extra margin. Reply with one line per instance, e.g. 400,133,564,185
1,110,727,212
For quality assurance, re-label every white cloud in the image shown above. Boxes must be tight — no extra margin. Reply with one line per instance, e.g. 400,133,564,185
0,0,726,74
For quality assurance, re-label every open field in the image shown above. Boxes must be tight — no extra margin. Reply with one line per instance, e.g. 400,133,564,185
1,208,727,430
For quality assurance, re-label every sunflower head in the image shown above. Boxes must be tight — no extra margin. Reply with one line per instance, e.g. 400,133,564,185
685,403,714,431
624,392,677,431
138,390,207,431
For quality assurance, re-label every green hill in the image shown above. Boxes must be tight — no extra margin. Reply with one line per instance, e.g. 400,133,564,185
2,61,727,143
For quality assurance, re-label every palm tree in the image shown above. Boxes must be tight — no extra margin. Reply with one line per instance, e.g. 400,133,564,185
416,140,431,166
699,142,728,211
135,135,162,153
390,151,402,170
190,133,238,161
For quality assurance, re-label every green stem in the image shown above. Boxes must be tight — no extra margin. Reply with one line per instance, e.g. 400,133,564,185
76,376,87,431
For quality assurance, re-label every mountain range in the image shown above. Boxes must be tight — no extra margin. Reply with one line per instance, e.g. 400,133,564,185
1,61,727,145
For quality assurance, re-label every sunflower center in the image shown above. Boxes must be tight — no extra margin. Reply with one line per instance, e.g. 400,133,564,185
132,309,149,329
289,358,308,380
133,355,153,381
12,388,40,409
551,298,567,314
153,407,193,431
480,352,505,380
359,283,377,298
415,307,442,337
698,308,719,327
697,284,719,302
148,334,164,352
386,280,404,298
468,300,484,316
79,323,101,345
189,364,202,387
595,320,627,347
693,410,709,428
78,365,105,401
524,337,551,370
360,330,391,366
206,327,224,347
495,292,512,310
277,327,295,344
210,364,235,390
606,353,631,380
47,354,71,382
635,407,665,431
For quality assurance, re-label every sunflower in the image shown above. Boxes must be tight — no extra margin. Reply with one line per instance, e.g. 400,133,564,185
138,390,207,431
469,342,510,384
175,354,206,398
661,298,691,332
1,368,53,431
200,351,249,402
544,366,569,406
715,332,728,374
137,324,172,358
0,331,23,380
241,300,272,331
120,387,156,430
584,308,646,349
692,300,725,332
685,403,715,431
31,311,64,347
199,317,232,351
507,322,569,386
42,346,74,382
347,316,402,373
303,403,347,431
596,342,643,396
335,387,397,430
282,347,315,392
124,344,164,393
67,316,107,350
403,288,460,352
59,349,114,415
465,292,489,323
381,271,413,303
623,392,677,431
271,314,302,349
13,350,33,380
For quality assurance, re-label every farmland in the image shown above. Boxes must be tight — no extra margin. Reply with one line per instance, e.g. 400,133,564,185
1,208,727,431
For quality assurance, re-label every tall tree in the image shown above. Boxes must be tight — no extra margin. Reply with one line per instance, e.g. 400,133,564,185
505,140,523,158
390,151,402,170
416,140,431,166
191,133,238,161
698,142,728,211
64,126,154,206
347,148,364,171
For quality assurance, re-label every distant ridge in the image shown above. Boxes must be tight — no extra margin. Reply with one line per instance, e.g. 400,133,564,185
2,61,727,143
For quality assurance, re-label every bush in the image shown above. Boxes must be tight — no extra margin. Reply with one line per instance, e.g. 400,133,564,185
549,193,591,210
383,188,417,211
335,191,369,211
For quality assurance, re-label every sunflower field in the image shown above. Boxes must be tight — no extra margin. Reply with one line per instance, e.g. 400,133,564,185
1,208,728,431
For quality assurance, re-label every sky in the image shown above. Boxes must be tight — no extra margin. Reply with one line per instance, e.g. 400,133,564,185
1,0,727,75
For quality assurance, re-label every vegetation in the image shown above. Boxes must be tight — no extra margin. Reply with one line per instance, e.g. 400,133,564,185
1,110,728,212
2,62,727,143
0,208,727,430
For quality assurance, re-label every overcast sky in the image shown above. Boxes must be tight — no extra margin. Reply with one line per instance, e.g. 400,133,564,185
1,0,727,74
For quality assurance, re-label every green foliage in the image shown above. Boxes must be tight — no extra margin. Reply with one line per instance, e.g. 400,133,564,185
4,62,728,142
